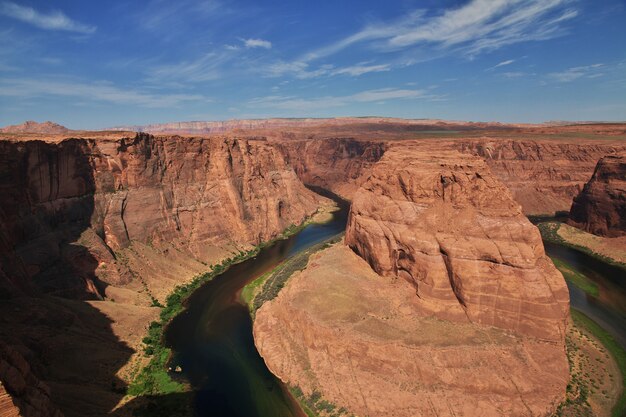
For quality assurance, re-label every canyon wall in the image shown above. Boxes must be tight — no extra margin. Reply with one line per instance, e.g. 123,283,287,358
255,244,569,417
0,134,326,299
0,341,63,417
452,139,626,215
255,146,570,417
0,133,328,417
345,146,570,341
275,136,625,214
278,138,386,199
568,153,626,237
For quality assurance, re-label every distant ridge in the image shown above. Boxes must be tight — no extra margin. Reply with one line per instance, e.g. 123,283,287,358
0,121,70,134
107,117,528,134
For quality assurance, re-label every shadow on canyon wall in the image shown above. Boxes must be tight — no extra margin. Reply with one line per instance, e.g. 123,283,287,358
0,139,135,417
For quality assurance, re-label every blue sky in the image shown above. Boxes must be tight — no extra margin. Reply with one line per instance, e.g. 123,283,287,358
0,0,625,129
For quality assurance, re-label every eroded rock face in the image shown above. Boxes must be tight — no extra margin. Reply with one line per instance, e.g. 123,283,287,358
255,244,569,417
0,121,69,135
345,147,569,341
0,134,326,298
278,138,386,200
451,139,626,215
0,341,63,417
568,153,626,237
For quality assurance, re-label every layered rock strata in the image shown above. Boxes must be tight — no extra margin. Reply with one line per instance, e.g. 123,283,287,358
568,153,626,237
255,244,569,417
255,147,570,417
345,148,569,341
0,133,328,416
278,138,386,200
451,139,625,215
0,134,327,299
0,341,63,417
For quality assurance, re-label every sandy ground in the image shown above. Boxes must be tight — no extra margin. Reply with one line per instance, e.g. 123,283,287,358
558,318,622,417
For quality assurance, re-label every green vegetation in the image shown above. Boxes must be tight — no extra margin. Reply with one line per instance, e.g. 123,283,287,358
289,385,354,417
537,222,626,271
128,214,323,400
127,247,259,397
130,393,192,417
245,234,343,317
551,257,599,297
570,309,626,417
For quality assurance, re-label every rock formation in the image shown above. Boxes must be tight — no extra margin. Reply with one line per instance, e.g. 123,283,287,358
255,146,570,417
278,138,386,199
568,153,626,237
0,121,69,134
450,139,625,215
0,134,327,299
0,132,328,416
0,342,63,417
345,147,569,341
255,243,570,417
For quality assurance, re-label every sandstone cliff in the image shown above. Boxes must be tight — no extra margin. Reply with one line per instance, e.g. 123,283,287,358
344,147,570,341
0,133,328,417
0,342,63,417
255,243,570,417
451,139,626,215
0,121,69,135
0,134,326,299
568,153,626,237
278,138,386,200
277,136,625,215
255,146,570,417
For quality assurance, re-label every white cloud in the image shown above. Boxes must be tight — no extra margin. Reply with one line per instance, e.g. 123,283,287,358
0,78,208,107
331,63,391,76
138,0,221,32
248,88,439,111
0,2,96,34
264,61,333,79
548,63,604,82
264,61,390,79
302,0,577,61
243,38,272,49
494,59,515,68
147,51,236,82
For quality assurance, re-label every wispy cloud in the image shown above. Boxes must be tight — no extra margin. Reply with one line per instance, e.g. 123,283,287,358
331,63,391,76
0,2,96,34
486,58,515,71
147,50,236,82
248,88,440,111
243,38,272,49
0,78,208,107
501,71,527,78
495,59,515,68
137,0,222,33
264,61,390,79
548,63,604,82
302,0,577,61
264,61,333,79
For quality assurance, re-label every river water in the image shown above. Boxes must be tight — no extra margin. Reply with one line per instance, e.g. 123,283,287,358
543,240,626,348
165,195,625,416
165,188,349,417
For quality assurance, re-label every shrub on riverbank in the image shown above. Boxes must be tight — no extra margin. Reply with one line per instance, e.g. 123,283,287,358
289,385,353,417
127,247,260,397
247,234,343,316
